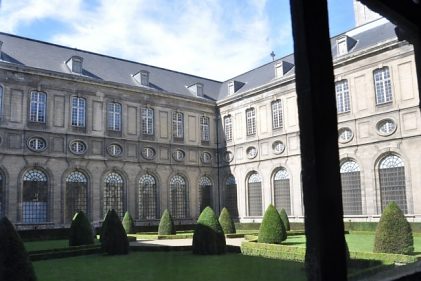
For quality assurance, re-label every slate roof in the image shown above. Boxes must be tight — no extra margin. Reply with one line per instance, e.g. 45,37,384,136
0,33,222,101
217,18,397,100
0,18,398,102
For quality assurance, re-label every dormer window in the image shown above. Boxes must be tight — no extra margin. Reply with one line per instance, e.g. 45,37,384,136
274,60,294,78
188,83,204,97
66,56,83,74
336,35,356,57
228,80,245,95
133,70,149,86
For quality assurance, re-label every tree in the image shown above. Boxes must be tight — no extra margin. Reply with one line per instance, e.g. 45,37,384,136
122,211,135,234
218,207,236,234
158,209,176,235
279,208,290,231
374,202,413,254
69,211,94,246
0,217,37,281
258,204,287,244
193,207,226,254
101,210,129,255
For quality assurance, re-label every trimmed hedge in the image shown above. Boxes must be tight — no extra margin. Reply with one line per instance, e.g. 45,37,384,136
258,204,287,244
158,209,176,235
68,211,94,246
122,211,135,234
219,207,236,234
29,244,101,261
192,207,226,255
374,202,414,255
101,210,129,255
0,216,37,281
279,209,290,231
241,241,417,265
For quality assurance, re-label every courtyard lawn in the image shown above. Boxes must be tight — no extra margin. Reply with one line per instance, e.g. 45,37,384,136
33,252,306,281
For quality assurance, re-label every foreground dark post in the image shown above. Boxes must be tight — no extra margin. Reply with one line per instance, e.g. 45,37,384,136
289,0,347,280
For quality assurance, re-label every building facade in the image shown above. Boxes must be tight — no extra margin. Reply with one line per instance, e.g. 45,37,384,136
0,14,420,229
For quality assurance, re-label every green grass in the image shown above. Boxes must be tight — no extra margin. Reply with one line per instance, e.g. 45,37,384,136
33,252,306,281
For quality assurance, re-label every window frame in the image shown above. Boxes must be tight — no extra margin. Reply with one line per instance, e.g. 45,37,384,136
71,96,86,127
224,115,232,141
29,91,47,123
107,102,122,131
141,107,154,135
373,67,393,105
172,112,184,139
200,116,210,142
271,100,283,129
246,108,256,136
335,80,351,113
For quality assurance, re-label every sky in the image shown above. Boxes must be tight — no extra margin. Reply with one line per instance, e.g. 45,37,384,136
0,0,355,81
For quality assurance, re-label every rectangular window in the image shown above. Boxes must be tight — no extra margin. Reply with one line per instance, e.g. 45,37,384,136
107,102,121,131
246,108,256,136
374,67,393,105
272,100,283,129
172,112,184,138
224,116,232,141
29,91,46,123
200,116,210,142
335,80,350,113
142,107,154,135
71,97,86,127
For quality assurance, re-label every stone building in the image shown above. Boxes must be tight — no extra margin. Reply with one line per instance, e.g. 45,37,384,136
0,11,420,229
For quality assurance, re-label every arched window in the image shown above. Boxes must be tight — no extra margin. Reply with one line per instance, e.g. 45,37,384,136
340,161,362,215
379,155,407,213
248,172,262,216
224,175,238,218
138,174,158,220
65,171,88,223
0,172,4,217
169,175,188,219
22,169,48,223
199,176,212,212
104,172,124,218
273,168,291,215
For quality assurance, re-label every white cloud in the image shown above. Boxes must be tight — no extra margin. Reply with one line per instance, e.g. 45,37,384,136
0,0,291,81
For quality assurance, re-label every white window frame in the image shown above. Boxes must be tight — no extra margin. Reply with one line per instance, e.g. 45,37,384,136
172,112,184,139
200,116,210,142
224,116,232,141
272,100,283,129
374,67,393,105
107,102,121,131
335,80,351,113
246,108,256,136
71,97,86,127
30,91,47,123
142,107,154,135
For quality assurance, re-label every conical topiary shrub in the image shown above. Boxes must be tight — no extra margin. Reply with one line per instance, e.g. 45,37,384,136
258,204,287,244
193,207,226,255
374,202,413,254
101,209,129,255
279,208,290,231
122,211,135,234
219,207,236,234
69,211,94,246
0,217,37,281
158,209,176,235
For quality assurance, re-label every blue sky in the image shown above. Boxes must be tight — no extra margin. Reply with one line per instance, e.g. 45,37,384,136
0,0,356,81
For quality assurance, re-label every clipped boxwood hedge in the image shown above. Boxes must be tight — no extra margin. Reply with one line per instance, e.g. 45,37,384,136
158,209,176,235
258,204,286,244
68,211,94,247
374,202,414,255
279,209,290,231
122,211,136,234
101,210,129,255
192,207,226,255
219,207,236,234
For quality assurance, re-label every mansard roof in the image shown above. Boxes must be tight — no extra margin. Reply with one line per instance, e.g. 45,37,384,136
0,18,398,102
